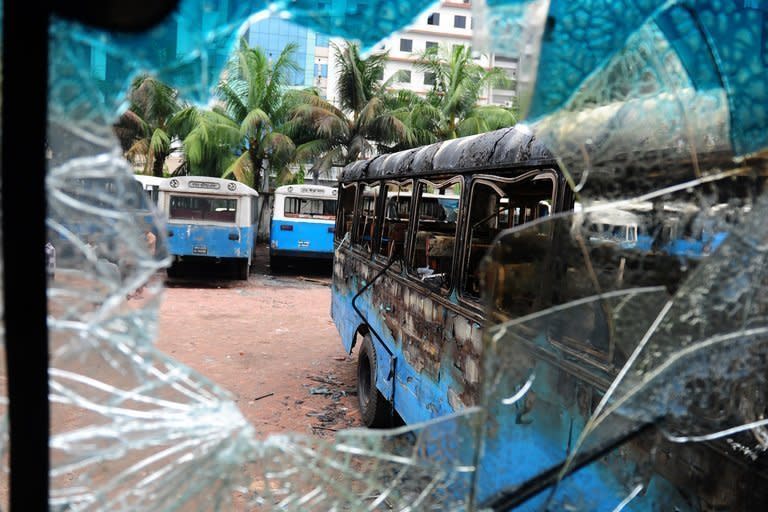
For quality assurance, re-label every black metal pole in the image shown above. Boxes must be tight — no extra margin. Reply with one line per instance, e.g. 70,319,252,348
2,1,51,510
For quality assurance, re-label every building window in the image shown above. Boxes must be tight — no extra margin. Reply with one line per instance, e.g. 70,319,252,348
400,38,413,52
454,15,466,29
399,70,412,83
425,41,438,50
427,13,440,26
471,17,475,30
314,63,328,78
424,72,436,86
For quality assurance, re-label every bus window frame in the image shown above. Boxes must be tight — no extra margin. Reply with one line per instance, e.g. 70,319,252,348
352,180,385,257
458,170,559,307
167,193,239,223
375,179,415,265
335,182,358,243
405,175,465,292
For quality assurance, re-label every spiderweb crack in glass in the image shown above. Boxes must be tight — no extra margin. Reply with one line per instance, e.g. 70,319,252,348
0,0,764,509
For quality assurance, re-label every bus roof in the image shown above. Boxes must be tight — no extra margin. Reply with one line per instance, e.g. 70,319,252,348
274,184,338,198
133,175,167,187
159,176,258,197
340,125,556,182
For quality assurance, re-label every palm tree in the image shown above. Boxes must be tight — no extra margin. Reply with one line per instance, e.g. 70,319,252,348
184,38,299,189
415,45,517,139
287,41,411,181
221,38,300,189
114,75,187,177
176,106,240,177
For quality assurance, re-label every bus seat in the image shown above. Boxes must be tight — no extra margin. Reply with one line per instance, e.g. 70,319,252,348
426,234,454,257
385,222,407,258
170,208,202,220
205,211,235,222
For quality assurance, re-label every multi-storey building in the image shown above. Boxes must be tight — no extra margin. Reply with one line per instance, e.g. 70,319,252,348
327,1,518,109
245,17,332,97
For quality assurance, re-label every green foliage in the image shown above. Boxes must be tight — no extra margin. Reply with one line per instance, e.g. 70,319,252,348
289,42,413,175
182,38,299,189
114,74,191,177
413,45,518,140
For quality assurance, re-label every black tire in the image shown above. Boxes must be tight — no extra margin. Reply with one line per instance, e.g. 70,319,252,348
357,334,391,428
167,262,181,279
237,259,250,280
269,253,284,274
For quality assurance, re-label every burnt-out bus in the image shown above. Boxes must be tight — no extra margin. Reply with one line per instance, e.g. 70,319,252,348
330,125,768,509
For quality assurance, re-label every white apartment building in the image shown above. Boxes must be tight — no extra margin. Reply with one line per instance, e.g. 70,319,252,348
327,1,518,108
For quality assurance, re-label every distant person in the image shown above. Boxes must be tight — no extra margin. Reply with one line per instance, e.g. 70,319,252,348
128,228,157,300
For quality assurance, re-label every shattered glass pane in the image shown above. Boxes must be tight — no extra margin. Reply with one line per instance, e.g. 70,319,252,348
478,0,768,155
0,0,766,510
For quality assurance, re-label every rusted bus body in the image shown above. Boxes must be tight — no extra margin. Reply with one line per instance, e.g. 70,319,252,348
332,123,768,508
475,155,768,508
331,126,569,426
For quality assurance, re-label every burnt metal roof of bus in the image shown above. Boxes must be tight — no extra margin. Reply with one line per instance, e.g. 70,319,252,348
339,126,556,182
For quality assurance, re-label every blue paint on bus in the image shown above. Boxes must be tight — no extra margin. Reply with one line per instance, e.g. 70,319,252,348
157,176,259,279
166,224,253,259
269,219,335,259
269,184,338,268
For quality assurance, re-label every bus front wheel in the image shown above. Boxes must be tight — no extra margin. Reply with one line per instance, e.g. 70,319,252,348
357,334,390,428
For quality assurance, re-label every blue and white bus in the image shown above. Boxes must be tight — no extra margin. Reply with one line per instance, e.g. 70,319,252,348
269,184,337,271
158,176,259,280
133,174,166,205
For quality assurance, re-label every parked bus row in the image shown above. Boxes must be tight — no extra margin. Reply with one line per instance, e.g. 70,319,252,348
330,126,768,509
132,176,339,279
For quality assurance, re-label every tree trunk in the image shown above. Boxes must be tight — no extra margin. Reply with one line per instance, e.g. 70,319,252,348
151,154,165,177
248,148,263,191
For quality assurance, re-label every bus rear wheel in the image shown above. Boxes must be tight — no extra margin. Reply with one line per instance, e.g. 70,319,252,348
357,334,390,428
236,259,250,280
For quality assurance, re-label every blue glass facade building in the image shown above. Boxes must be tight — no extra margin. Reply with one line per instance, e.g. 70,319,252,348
247,17,331,88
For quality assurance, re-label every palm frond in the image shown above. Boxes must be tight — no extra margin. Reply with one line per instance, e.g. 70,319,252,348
263,43,300,111
263,131,296,169
222,152,254,186
295,139,332,162
149,128,171,155
167,106,199,139
240,108,271,139
217,82,249,124
125,138,150,166
130,75,180,126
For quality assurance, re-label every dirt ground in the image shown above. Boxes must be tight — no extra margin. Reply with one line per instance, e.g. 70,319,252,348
156,245,362,439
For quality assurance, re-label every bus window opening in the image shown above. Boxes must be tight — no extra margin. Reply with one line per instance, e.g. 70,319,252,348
335,183,357,242
354,183,382,253
284,196,337,219
408,178,462,288
169,196,237,223
463,172,555,302
378,180,413,259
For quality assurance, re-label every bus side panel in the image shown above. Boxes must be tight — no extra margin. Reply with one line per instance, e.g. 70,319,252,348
270,219,334,258
331,250,473,425
473,344,697,510
167,223,253,260
331,251,394,403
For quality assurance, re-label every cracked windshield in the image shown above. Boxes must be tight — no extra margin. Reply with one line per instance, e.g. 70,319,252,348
2,0,768,510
